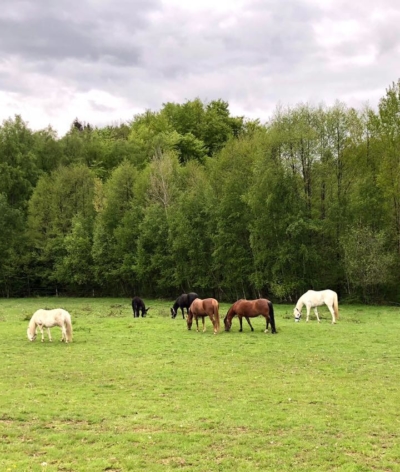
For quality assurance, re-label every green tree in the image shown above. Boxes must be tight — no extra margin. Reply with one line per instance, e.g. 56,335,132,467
0,194,26,296
134,203,174,296
341,225,394,302
0,115,39,211
54,215,95,292
374,80,400,256
246,132,304,298
92,161,148,294
167,161,214,291
208,137,255,299
27,165,97,292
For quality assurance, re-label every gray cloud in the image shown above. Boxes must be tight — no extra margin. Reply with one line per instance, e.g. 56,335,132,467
0,0,400,134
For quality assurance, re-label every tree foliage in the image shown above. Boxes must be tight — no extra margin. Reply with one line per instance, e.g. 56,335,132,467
2,91,400,302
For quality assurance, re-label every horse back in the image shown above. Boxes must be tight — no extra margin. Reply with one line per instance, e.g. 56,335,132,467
177,292,198,308
33,308,68,327
190,298,203,314
304,289,337,306
187,292,199,305
234,298,270,316
191,298,218,315
202,298,219,315
132,296,144,308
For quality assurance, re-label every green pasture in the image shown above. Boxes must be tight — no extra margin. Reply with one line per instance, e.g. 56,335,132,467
0,298,399,471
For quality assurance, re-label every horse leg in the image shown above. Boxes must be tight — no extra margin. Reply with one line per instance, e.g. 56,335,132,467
210,315,217,335
327,304,336,324
202,316,206,333
306,306,311,322
245,317,254,332
61,325,67,342
264,316,269,333
195,316,200,332
314,308,321,323
238,316,243,332
39,325,44,342
182,308,186,320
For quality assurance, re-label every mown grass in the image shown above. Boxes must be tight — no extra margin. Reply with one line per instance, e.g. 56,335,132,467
0,298,400,471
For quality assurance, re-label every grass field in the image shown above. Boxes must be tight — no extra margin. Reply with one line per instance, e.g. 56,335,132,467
0,298,400,471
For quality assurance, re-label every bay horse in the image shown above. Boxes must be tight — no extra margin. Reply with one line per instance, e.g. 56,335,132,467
171,292,199,319
187,298,220,334
224,299,277,334
294,289,339,324
132,296,150,318
27,308,73,343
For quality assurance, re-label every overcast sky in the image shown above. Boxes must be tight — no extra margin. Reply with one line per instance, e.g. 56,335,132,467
1,0,399,136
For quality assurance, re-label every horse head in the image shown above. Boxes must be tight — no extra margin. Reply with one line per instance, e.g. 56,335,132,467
27,326,36,341
186,310,193,330
223,315,232,331
294,307,302,322
170,307,177,318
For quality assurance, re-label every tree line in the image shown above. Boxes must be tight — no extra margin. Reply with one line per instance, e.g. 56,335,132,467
1,84,400,303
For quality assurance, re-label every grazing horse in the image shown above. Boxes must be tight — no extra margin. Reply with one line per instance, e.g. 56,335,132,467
187,298,220,334
132,296,150,318
224,299,277,334
171,292,199,319
294,289,339,324
27,308,73,343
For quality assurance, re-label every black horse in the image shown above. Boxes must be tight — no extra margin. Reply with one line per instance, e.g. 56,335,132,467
171,292,199,319
132,296,150,318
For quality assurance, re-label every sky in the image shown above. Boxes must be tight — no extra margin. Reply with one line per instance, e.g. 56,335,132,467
1,0,400,136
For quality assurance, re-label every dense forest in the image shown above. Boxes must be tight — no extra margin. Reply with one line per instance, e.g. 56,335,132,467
1,80,400,303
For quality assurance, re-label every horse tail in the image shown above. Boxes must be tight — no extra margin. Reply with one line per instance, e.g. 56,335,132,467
65,312,73,342
214,301,220,333
333,292,339,321
268,301,277,334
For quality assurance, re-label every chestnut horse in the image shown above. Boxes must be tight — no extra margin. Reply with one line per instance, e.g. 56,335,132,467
224,299,277,334
187,298,220,334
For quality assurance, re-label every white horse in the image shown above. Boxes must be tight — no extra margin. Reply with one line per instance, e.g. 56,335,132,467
294,290,339,324
27,308,73,343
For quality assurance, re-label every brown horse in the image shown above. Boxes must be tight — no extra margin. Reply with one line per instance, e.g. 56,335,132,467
224,299,277,334
187,298,220,334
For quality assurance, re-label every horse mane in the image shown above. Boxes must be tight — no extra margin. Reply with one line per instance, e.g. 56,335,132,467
225,304,236,322
294,296,304,312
